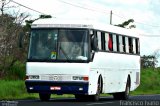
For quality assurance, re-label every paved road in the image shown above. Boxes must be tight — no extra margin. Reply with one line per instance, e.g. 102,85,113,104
1,95,160,106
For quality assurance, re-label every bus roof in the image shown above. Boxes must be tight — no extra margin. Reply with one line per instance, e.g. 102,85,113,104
32,18,139,38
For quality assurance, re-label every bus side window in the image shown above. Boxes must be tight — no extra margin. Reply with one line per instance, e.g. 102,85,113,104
112,34,117,52
97,31,102,50
132,38,136,54
104,33,109,51
108,33,113,51
119,35,123,52
91,32,98,51
129,38,133,53
136,38,140,54
116,35,119,52
101,32,105,50
125,37,129,53
122,36,126,52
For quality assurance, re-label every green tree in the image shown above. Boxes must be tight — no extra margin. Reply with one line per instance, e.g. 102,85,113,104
115,19,136,29
141,55,158,68
0,1,29,77
24,15,52,31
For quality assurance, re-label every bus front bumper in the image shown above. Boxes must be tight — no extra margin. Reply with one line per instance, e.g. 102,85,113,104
25,80,89,94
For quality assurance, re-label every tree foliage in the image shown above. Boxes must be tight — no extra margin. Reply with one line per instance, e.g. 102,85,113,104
0,0,52,78
0,1,29,77
25,15,52,31
115,19,136,29
141,55,158,68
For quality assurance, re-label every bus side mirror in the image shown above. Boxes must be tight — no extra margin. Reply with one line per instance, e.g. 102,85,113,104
91,35,98,51
19,32,24,48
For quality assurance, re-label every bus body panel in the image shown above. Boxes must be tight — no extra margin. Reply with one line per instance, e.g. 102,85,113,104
26,62,90,75
89,52,140,93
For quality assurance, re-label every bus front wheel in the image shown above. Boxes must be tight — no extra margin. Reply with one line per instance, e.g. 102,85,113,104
91,76,102,101
39,93,51,101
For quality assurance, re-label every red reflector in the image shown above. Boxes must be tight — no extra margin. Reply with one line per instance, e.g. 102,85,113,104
83,76,89,81
50,86,61,90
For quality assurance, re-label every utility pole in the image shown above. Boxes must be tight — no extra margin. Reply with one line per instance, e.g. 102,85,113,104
110,10,112,25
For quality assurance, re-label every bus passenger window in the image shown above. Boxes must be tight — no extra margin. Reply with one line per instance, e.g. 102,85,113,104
105,33,109,51
135,39,140,54
116,35,119,52
122,36,126,52
132,38,136,54
108,34,113,51
119,36,123,52
113,34,117,52
97,31,102,50
129,38,133,53
125,37,129,53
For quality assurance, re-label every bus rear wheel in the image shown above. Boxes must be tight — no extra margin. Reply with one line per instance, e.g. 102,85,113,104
113,79,130,100
39,93,51,101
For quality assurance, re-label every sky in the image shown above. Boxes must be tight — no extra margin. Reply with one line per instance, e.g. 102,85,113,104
5,0,160,58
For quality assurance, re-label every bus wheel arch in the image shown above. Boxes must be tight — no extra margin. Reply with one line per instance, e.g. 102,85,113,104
123,75,131,100
121,75,131,100
113,75,131,100
91,75,103,101
99,75,103,93
127,75,131,89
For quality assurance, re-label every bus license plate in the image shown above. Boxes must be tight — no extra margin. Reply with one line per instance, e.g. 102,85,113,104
50,86,61,90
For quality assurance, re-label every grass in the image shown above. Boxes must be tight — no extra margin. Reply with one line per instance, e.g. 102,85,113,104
0,68,160,100
0,61,25,80
0,80,33,100
131,68,160,95
0,80,74,100
6,61,25,80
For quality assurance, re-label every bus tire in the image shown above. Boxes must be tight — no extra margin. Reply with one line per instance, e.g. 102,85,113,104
91,76,102,101
75,94,88,101
75,94,82,100
39,93,51,101
122,78,130,100
113,78,130,100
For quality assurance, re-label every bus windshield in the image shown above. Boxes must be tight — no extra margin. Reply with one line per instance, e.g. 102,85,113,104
28,29,89,62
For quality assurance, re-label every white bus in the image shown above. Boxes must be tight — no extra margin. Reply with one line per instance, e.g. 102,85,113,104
25,18,140,101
